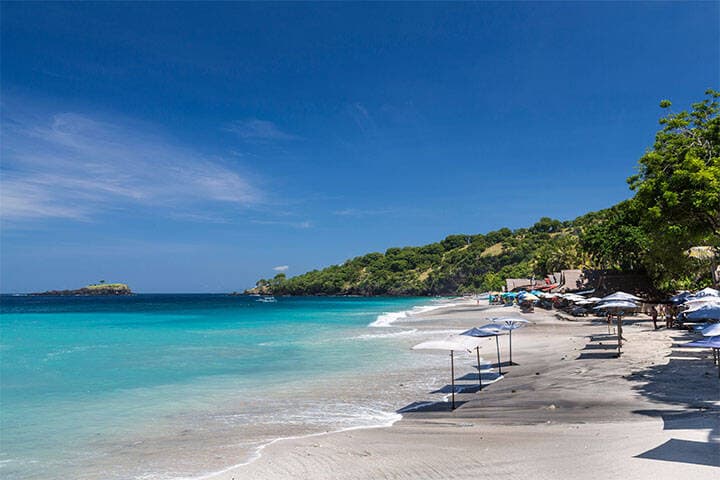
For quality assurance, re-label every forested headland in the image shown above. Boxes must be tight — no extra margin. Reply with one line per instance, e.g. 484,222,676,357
249,91,720,296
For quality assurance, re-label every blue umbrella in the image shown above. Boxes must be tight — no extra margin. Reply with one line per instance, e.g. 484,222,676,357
461,325,507,374
686,304,720,321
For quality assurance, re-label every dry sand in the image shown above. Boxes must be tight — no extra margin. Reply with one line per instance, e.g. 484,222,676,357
209,304,720,479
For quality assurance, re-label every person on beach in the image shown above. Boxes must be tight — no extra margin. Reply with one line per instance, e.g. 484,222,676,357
650,305,658,330
664,305,674,329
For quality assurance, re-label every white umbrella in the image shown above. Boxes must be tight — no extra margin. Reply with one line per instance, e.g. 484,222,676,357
683,335,720,378
593,301,639,310
599,291,643,302
683,299,720,313
695,287,720,298
683,297,720,308
700,323,720,336
412,335,484,409
492,317,531,364
686,304,720,321
538,292,558,299
594,300,638,356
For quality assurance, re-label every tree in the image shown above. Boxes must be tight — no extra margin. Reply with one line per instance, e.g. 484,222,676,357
532,234,587,275
579,200,649,271
529,217,563,234
628,89,720,287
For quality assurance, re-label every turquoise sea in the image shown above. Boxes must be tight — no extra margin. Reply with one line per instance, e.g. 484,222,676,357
0,295,454,479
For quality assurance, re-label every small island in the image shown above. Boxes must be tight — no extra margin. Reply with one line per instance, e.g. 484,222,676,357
32,282,133,296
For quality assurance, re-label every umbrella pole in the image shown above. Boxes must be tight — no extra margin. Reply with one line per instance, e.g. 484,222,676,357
495,336,503,375
450,350,456,410
617,316,623,357
476,346,482,389
509,329,513,365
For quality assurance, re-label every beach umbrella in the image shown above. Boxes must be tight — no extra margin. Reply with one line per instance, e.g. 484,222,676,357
686,304,720,321
683,298,720,308
492,317,530,364
412,335,484,409
670,291,692,304
700,323,720,336
599,291,643,303
685,335,720,348
593,301,639,311
460,326,507,374
520,293,539,302
683,335,720,377
594,301,638,356
695,287,720,298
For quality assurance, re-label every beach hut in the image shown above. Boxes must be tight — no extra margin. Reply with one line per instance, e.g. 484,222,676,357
460,325,507,374
412,335,484,410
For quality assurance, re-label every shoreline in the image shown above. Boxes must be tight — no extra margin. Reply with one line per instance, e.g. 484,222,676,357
206,301,720,479
190,297,476,479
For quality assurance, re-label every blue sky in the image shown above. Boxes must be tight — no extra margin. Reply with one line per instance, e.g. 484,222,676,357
1,2,718,293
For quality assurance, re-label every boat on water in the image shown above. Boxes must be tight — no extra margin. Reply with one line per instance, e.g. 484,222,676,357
256,296,277,303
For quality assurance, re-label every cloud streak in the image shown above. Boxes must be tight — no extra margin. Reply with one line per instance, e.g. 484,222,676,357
225,118,300,141
273,265,289,272
251,219,312,229
1,110,263,222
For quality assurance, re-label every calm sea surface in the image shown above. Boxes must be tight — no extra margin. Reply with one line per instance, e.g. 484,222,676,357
0,295,451,479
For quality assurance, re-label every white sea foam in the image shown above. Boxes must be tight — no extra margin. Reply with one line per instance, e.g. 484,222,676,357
188,407,401,480
355,329,419,339
354,328,463,340
368,300,469,327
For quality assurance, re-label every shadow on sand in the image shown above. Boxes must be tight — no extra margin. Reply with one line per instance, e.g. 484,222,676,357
398,400,468,413
630,330,720,467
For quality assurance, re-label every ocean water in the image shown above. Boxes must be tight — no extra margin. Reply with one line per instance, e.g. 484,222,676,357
0,295,459,479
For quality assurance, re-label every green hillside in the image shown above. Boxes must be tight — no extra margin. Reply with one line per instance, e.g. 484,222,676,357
254,218,581,296
249,90,720,296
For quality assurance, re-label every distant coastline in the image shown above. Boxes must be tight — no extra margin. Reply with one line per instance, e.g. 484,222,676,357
31,283,132,296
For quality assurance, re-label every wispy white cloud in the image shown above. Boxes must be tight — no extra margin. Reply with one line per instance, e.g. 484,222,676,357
333,208,394,217
273,265,289,272
225,118,299,141
1,110,264,222
251,219,312,229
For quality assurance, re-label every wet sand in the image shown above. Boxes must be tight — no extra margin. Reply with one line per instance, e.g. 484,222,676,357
209,303,720,479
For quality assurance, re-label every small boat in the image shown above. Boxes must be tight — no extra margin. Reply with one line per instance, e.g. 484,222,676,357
256,296,277,303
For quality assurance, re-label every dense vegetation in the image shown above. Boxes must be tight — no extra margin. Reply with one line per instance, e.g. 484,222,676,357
33,283,132,296
250,91,719,296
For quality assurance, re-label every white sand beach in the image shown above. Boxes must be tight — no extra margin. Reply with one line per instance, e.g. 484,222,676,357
209,303,720,480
